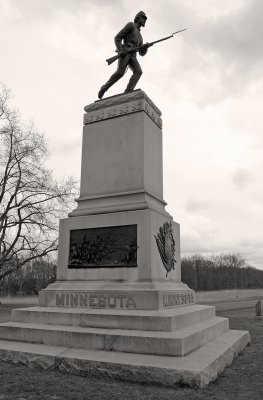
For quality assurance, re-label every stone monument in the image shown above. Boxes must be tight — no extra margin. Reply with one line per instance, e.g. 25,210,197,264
0,90,250,387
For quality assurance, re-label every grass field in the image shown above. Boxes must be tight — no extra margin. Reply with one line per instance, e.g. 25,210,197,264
196,288,263,303
0,296,38,305
0,306,262,400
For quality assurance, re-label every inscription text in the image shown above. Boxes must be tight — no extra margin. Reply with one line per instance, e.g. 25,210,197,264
55,292,137,309
163,292,194,308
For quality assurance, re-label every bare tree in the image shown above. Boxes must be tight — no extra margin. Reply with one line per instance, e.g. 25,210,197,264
0,85,77,281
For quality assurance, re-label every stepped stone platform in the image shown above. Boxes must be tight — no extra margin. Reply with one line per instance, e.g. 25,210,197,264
0,303,249,387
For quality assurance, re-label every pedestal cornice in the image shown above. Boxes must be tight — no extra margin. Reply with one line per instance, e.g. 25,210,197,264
84,90,162,128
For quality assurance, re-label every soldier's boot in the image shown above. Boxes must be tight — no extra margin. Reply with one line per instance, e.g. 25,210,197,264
98,86,107,99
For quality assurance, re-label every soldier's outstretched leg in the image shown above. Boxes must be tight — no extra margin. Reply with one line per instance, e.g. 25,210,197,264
98,55,130,99
124,56,142,93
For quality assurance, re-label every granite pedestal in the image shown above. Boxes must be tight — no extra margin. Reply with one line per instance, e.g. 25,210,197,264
0,90,249,388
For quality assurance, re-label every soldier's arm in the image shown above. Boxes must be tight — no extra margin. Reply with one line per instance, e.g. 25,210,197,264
114,22,134,52
137,35,148,57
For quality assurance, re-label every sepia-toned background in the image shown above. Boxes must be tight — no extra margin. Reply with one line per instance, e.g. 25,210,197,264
1,0,262,267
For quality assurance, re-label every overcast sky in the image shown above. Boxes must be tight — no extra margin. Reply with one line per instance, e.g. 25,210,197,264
1,0,262,269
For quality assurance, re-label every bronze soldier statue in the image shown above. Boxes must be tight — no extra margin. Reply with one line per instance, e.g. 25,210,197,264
98,11,148,99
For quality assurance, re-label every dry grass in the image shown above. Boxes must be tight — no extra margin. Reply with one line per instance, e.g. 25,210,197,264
196,288,263,302
0,296,38,305
0,306,262,399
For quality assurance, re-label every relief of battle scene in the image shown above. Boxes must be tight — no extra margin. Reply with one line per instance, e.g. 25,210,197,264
68,225,137,268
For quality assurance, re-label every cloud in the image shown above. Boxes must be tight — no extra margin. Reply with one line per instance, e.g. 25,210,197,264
146,0,263,105
10,0,126,21
199,0,263,70
52,137,81,156
185,0,263,98
232,169,252,188
181,227,216,254
181,230,263,269
185,199,210,212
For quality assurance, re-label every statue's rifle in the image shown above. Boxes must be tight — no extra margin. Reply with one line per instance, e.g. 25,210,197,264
106,28,187,66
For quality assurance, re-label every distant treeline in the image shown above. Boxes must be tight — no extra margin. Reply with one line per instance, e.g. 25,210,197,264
0,260,56,297
1,253,263,297
182,253,263,291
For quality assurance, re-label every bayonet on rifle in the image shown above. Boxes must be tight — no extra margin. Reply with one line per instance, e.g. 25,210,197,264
106,28,187,66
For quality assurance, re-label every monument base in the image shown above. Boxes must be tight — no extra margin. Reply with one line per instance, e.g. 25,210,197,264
0,299,249,387
0,91,250,386
0,310,249,388
38,281,195,310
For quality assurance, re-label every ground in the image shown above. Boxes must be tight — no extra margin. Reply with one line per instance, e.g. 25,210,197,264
0,305,262,399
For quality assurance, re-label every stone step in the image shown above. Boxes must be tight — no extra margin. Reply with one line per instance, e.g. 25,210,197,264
0,316,228,357
0,329,250,388
11,304,215,332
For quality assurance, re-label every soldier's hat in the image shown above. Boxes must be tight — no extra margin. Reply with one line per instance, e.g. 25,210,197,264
134,11,147,20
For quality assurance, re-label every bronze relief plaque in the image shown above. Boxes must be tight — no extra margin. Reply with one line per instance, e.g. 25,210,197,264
68,225,137,268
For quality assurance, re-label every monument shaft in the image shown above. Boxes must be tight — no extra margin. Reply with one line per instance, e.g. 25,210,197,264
40,90,192,308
